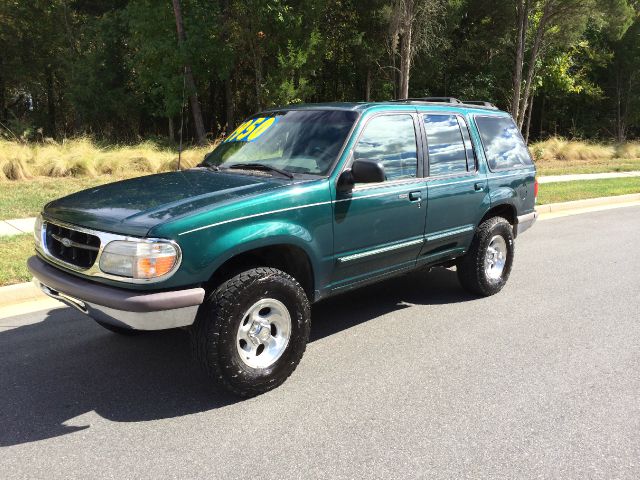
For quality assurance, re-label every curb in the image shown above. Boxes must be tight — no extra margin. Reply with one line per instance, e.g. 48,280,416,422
536,193,640,214
0,281,44,305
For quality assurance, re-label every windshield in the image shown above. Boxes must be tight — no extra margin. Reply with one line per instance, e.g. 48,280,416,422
202,110,358,176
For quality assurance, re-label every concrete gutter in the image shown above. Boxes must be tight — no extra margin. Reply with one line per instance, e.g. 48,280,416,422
1,193,640,317
536,192,640,214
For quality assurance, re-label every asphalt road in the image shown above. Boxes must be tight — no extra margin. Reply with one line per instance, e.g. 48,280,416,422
1,207,639,479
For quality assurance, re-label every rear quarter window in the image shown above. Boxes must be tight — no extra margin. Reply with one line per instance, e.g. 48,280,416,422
474,116,533,171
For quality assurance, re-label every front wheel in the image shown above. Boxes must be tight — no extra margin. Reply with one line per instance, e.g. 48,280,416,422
191,267,311,397
457,216,514,296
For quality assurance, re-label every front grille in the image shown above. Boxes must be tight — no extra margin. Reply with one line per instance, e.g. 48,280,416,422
45,222,101,269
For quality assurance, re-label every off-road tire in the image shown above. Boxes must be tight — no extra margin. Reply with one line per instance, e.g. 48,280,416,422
94,320,142,335
457,216,514,296
191,267,311,397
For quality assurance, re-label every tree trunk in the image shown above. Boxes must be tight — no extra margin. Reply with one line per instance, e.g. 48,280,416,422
539,93,545,137
518,5,550,129
365,67,372,101
253,50,263,110
168,116,175,143
0,56,5,123
224,77,235,133
615,67,624,142
399,21,413,99
45,65,56,139
524,93,534,144
392,49,398,99
172,0,207,144
511,0,527,120
221,0,235,133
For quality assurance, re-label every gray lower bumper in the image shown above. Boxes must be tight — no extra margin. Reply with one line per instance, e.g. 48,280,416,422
28,256,205,331
516,211,538,236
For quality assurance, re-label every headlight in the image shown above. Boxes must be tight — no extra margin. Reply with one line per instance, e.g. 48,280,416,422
99,240,180,280
34,214,44,247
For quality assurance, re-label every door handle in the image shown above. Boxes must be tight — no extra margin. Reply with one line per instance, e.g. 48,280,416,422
409,191,422,201
474,182,484,191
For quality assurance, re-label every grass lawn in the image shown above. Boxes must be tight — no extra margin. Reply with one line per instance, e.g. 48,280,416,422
535,157,640,176
537,177,640,204
0,175,137,220
0,234,33,286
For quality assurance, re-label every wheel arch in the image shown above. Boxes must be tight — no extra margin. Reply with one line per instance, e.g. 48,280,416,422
205,242,316,301
478,202,517,233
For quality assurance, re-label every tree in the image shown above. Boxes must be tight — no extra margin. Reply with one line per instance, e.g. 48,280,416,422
612,19,640,141
511,0,598,130
388,0,445,99
171,0,206,143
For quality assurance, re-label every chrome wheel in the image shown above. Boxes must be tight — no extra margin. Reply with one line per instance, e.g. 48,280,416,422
484,235,507,280
236,298,291,369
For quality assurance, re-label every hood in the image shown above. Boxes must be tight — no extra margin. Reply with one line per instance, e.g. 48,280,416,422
43,169,288,236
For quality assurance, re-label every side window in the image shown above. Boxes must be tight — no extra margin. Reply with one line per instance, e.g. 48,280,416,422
424,114,468,176
475,116,533,171
353,115,417,181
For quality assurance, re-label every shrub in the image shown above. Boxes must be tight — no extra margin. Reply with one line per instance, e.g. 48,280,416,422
0,137,218,180
615,142,640,159
530,137,615,162
0,141,32,180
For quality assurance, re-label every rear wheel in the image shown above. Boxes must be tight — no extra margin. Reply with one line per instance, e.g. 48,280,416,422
191,267,311,397
457,216,514,296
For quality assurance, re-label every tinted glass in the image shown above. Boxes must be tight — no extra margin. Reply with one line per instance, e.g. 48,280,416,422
424,114,468,176
203,110,358,175
353,115,417,181
475,116,533,170
458,118,476,170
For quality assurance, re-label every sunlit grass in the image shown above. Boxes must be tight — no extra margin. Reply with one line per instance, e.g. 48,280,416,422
0,234,33,286
537,177,640,204
0,176,133,220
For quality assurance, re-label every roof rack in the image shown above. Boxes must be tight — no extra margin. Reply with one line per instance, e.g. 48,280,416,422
390,97,463,104
388,97,498,110
461,100,498,109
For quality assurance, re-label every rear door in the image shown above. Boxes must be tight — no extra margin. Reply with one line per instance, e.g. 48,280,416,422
420,113,489,260
331,112,428,290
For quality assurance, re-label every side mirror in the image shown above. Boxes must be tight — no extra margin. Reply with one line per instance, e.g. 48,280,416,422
337,159,385,193
352,159,385,183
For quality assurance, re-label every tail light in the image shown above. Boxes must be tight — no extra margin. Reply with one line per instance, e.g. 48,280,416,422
534,178,539,203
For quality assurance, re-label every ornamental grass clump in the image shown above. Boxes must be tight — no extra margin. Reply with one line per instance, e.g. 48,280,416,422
530,137,615,163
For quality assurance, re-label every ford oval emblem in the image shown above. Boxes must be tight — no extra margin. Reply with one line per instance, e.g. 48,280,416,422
61,237,72,247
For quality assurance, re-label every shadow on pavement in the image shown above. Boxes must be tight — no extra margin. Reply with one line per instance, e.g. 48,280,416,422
0,267,473,447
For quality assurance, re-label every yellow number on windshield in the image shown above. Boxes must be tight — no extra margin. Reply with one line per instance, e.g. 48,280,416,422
224,117,278,143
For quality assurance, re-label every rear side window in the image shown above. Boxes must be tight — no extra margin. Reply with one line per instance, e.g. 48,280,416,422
475,116,533,170
424,114,469,176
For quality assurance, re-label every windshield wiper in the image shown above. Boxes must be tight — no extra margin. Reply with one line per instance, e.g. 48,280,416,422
197,162,220,171
228,163,294,179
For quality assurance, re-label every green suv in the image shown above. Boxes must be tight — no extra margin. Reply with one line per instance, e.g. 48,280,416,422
29,98,537,396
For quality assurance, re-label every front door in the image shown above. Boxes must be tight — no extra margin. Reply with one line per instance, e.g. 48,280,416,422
331,113,427,290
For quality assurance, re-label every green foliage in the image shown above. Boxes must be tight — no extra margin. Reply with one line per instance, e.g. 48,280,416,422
0,0,638,142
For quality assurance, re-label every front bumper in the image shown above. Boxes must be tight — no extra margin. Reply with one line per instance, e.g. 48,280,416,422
516,211,538,236
28,256,205,331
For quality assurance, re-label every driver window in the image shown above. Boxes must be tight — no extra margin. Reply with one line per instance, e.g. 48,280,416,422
353,115,417,181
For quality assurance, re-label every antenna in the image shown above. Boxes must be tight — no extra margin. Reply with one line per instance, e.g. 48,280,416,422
177,66,187,171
